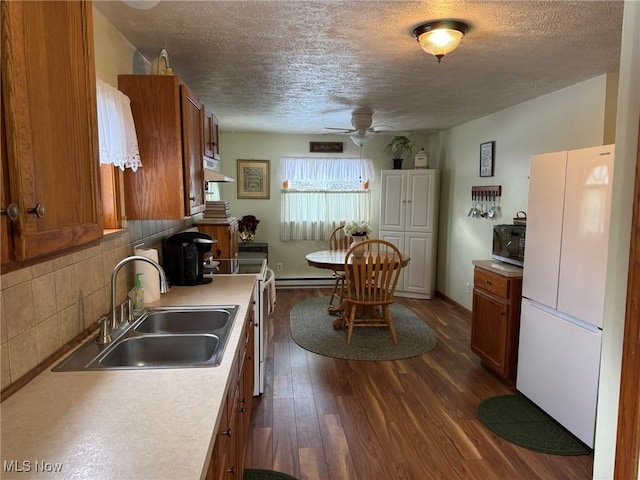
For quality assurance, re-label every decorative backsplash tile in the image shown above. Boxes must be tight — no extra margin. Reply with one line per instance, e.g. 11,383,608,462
0,218,192,391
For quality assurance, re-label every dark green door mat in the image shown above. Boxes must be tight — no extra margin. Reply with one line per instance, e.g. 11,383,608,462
244,468,299,480
477,394,591,455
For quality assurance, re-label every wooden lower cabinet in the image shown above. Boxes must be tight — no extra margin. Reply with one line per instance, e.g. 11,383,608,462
471,265,522,383
207,300,255,479
197,220,239,273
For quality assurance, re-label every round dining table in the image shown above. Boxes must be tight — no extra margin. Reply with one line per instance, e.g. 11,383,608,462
305,249,410,329
305,249,410,271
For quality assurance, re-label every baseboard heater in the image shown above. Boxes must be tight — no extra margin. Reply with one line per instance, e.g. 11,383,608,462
275,277,333,289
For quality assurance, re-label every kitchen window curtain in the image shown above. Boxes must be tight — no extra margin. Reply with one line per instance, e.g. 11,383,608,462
278,157,373,241
96,78,142,171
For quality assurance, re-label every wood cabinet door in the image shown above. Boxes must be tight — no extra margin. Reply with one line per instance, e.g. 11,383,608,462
1,116,14,265
2,0,102,263
204,107,220,160
471,288,509,376
229,222,239,260
204,108,214,158
180,84,205,216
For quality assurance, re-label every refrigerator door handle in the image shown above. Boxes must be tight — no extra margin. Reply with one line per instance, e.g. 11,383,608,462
524,298,602,333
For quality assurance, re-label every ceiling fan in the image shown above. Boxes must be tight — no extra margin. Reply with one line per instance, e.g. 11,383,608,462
324,111,392,146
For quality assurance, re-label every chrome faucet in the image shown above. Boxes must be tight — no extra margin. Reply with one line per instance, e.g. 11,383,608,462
110,255,169,331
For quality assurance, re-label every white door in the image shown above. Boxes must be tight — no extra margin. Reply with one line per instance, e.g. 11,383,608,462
404,232,435,297
522,151,567,307
405,170,438,232
517,299,602,448
379,230,405,291
557,145,614,328
380,231,435,298
379,171,406,231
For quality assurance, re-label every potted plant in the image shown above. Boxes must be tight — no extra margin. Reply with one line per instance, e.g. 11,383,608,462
238,215,260,244
384,136,414,170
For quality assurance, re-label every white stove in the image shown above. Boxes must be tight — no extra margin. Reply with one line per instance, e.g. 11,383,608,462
205,258,271,396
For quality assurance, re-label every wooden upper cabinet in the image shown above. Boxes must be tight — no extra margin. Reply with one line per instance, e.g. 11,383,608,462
1,0,103,265
204,107,220,161
118,75,206,220
182,85,206,216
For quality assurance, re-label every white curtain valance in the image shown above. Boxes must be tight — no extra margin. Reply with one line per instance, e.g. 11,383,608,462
96,78,142,172
277,157,374,191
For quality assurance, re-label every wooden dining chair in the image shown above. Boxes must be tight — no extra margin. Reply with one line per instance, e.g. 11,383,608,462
327,225,353,311
343,239,403,344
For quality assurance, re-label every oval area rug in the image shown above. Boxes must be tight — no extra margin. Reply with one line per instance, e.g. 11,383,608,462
290,296,437,361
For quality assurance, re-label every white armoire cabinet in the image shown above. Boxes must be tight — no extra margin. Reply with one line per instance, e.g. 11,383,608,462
379,169,440,298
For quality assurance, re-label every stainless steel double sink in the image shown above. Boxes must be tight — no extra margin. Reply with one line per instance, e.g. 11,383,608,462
53,306,239,371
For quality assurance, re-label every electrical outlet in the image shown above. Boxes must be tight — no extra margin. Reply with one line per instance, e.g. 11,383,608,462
465,282,471,293
276,262,283,272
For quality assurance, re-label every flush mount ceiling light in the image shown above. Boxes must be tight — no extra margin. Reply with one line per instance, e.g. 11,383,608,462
412,20,469,63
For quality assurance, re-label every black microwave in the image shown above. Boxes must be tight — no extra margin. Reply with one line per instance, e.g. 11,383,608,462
492,224,526,267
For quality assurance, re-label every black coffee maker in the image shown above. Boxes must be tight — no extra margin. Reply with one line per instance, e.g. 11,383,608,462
163,231,215,286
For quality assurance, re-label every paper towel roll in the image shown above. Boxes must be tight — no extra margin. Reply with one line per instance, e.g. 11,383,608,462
134,247,161,302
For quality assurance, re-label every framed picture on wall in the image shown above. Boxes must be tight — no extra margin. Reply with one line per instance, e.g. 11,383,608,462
479,141,495,177
237,159,270,199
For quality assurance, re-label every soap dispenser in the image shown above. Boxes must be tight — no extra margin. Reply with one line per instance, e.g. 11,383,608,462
129,273,145,316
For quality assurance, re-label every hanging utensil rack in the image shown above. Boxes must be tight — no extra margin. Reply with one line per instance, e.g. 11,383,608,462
469,185,502,219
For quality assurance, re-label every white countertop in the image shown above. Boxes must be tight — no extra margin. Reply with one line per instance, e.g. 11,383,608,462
472,259,524,278
0,276,256,480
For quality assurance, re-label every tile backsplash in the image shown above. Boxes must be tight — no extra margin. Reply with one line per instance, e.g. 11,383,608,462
0,219,193,391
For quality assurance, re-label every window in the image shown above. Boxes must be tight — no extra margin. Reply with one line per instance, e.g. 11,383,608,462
278,157,373,241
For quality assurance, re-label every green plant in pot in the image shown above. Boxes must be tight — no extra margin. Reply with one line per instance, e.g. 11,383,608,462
384,136,414,170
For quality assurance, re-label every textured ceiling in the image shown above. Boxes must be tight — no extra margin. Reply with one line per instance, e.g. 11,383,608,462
94,0,624,135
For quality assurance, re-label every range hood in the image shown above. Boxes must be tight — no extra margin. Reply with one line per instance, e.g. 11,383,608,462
205,170,235,182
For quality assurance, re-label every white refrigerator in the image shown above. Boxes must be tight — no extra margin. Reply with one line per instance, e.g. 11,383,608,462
517,144,614,448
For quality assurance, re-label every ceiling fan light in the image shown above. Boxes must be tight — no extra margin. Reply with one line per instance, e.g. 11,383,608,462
350,134,369,147
413,20,469,62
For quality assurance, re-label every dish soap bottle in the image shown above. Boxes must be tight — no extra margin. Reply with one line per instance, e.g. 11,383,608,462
129,273,145,316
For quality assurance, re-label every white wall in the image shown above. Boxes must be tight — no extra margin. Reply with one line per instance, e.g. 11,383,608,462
217,132,429,279
92,7,149,84
430,74,613,310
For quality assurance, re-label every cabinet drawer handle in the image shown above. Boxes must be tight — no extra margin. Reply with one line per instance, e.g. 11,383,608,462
27,203,46,218
226,466,235,475
484,279,491,285
0,203,19,221
222,428,232,437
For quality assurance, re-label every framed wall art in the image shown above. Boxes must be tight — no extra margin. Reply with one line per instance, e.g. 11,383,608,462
479,141,495,177
309,142,343,153
237,159,270,199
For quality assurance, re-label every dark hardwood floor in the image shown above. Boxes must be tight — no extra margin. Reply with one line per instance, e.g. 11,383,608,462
245,288,593,480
